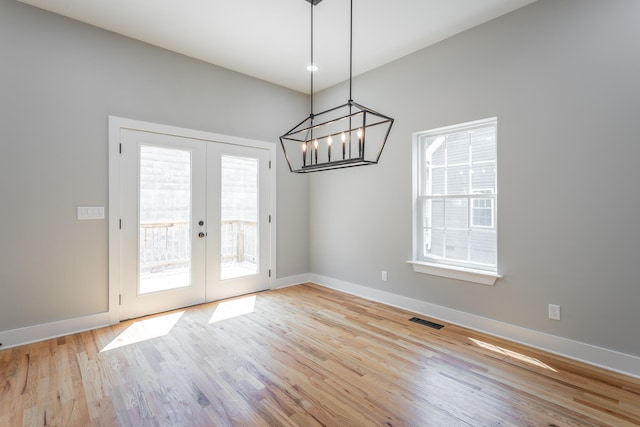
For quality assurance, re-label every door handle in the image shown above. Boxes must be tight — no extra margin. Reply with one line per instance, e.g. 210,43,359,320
198,232,206,238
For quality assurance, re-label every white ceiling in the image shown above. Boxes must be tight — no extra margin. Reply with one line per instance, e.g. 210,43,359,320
18,0,537,94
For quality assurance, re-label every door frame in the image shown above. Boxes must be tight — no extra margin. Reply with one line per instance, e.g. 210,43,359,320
108,116,276,323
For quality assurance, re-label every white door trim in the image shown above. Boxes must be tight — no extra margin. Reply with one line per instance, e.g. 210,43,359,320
108,116,277,322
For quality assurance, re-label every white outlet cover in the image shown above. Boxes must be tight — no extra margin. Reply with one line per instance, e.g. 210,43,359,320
548,304,561,320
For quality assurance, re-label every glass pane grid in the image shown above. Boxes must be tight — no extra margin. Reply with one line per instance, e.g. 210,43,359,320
416,119,497,271
423,226,496,268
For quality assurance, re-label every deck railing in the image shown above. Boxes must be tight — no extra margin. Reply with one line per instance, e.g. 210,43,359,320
139,220,256,273
221,220,257,266
140,221,191,273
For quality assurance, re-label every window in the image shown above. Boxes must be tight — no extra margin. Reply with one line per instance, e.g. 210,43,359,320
471,189,494,228
411,118,498,284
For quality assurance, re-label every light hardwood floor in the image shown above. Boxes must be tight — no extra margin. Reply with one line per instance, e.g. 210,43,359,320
1,283,639,426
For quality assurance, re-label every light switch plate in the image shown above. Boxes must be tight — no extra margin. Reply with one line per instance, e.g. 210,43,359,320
77,206,105,220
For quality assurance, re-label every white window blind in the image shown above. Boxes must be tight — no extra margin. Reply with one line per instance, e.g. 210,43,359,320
414,118,497,272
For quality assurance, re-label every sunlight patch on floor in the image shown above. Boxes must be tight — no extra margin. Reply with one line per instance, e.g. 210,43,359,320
101,311,184,352
469,337,557,372
209,295,256,323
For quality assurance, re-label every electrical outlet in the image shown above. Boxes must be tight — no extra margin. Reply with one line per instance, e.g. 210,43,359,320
548,304,561,320
381,270,388,281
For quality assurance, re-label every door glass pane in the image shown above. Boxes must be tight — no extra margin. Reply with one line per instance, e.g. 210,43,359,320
221,155,258,280
139,146,192,294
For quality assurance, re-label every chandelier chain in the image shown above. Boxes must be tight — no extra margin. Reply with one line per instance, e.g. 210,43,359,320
349,0,353,102
310,0,314,117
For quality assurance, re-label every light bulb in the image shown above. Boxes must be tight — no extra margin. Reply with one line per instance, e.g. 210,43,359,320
327,136,332,146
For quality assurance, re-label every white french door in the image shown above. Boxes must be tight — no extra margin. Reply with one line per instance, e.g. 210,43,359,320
118,127,271,320
206,143,271,301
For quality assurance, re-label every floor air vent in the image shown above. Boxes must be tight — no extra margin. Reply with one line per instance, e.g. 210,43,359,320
409,317,444,329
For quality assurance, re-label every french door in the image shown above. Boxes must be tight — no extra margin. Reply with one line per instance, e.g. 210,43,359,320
206,142,272,301
119,128,271,320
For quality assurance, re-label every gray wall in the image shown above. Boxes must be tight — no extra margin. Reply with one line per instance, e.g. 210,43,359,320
0,0,309,331
311,0,640,357
2,0,639,361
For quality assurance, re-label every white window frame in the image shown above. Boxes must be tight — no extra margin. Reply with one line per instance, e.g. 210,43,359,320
409,118,501,286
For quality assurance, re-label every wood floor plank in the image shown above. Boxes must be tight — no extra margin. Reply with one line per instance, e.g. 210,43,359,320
2,282,640,426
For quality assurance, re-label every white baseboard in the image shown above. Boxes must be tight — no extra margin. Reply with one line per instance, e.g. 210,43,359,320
272,273,312,290
308,273,640,380
0,312,113,350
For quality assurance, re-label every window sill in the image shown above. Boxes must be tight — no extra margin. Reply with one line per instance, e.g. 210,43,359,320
407,261,501,286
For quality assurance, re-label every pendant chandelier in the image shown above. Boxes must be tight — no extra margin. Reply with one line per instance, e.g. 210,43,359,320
279,0,394,173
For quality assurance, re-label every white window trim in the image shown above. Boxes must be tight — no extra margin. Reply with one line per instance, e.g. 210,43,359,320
411,117,499,285
407,261,501,286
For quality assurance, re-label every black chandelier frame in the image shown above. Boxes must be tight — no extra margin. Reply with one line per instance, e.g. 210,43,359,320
279,0,394,173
